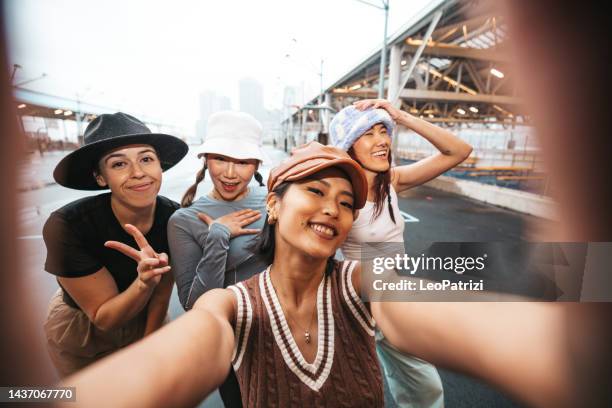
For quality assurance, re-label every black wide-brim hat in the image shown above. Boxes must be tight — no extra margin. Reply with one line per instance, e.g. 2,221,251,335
53,112,189,190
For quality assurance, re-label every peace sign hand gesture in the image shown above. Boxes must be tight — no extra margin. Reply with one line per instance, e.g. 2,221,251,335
104,224,171,290
197,209,261,238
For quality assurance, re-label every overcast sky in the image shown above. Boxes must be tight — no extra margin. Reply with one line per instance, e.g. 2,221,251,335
5,0,432,127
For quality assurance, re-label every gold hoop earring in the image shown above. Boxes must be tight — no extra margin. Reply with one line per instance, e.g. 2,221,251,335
267,212,277,224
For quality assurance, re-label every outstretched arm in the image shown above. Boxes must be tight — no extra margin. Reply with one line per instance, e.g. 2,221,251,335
352,262,588,408
354,99,473,192
59,288,236,408
371,300,574,408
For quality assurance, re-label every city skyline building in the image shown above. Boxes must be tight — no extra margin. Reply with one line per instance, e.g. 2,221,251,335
239,77,265,122
195,90,232,143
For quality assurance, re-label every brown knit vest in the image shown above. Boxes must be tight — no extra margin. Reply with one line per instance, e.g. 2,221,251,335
228,260,383,407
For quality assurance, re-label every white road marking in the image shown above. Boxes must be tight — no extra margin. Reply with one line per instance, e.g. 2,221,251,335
400,210,420,223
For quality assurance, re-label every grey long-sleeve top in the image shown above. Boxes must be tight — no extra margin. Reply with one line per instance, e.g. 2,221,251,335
167,186,269,310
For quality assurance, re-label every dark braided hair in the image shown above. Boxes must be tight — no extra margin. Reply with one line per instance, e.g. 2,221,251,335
181,153,208,208
348,147,396,224
254,171,265,187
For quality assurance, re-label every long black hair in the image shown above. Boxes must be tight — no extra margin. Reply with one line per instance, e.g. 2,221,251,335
347,147,396,224
250,181,336,276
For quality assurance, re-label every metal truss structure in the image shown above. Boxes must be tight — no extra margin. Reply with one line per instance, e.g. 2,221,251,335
283,0,525,150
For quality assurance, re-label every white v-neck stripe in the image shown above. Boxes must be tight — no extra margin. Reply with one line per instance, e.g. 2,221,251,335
260,267,334,391
229,283,253,370
340,261,376,336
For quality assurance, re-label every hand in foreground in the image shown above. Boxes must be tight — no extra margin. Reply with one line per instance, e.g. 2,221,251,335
105,224,170,290
197,209,261,238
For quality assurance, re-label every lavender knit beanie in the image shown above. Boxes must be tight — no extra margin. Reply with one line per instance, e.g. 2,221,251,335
329,105,395,151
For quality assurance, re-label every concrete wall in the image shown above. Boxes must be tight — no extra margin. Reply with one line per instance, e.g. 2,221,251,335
424,175,558,220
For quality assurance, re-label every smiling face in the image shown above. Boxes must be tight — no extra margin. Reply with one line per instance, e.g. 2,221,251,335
95,144,162,209
206,153,259,201
350,123,392,173
269,167,356,260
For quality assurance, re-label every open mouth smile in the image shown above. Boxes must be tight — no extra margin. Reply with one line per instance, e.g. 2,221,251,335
371,150,388,159
220,181,240,191
308,222,338,239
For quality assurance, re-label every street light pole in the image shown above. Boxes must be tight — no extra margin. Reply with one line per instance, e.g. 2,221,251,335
284,40,325,102
355,0,390,99
10,64,21,83
319,58,324,103
378,1,389,98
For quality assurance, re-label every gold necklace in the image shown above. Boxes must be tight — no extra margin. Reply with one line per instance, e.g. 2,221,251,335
269,265,321,345
285,302,317,344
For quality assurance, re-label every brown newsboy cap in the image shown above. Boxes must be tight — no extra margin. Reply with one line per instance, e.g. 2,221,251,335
268,141,368,209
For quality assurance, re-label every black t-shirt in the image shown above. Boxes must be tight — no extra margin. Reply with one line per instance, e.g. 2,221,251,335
43,193,179,310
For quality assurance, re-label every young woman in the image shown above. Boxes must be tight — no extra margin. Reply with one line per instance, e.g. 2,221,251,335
330,99,473,407
60,142,580,408
330,98,472,260
168,111,269,311
167,111,269,407
42,112,188,377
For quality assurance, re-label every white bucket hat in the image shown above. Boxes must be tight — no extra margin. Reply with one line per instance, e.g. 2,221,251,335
199,111,268,163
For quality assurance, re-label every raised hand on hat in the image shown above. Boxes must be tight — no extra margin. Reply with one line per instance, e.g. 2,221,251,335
105,224,171,290
197,209,261,238
353,98,405,122
353,99,472,194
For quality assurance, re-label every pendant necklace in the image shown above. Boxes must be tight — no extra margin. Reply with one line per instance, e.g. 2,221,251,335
270,265,321,345
286,302,317,344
